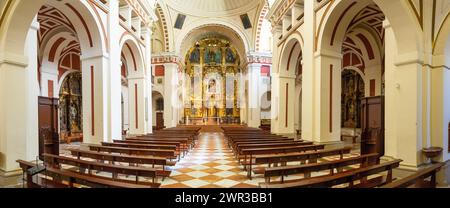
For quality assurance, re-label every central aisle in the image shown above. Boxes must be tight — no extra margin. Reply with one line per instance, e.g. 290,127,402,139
161,132,261,188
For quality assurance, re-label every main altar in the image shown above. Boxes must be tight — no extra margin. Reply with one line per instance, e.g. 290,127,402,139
182,38,241,125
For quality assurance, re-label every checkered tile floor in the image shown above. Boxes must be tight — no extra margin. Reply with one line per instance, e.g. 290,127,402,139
159,132,368,188
161,132,259,188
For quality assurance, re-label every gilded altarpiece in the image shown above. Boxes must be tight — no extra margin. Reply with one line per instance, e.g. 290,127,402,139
183,38,241,124
59,72,83,140
341,69,365,128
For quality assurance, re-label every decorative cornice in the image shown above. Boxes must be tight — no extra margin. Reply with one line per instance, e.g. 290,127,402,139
151,53,181,65
246,52,273,65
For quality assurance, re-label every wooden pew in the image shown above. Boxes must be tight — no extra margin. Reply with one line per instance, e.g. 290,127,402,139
240,144,326,178
259,159,402,188
381,162,444,188
43,153,161,184
101,142,177,151
253,147,353,172
69,149,174,177
127,137,192,150
229,138,295,149
235,142,314,157
231,139,299,150
17,160,157,188
133,136,195,148
88,144,177,159
262,153,379,183
113,139,187,156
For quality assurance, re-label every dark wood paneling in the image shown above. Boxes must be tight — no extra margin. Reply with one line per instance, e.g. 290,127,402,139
38,97,59,160
370,79,376,97
360,96,385,164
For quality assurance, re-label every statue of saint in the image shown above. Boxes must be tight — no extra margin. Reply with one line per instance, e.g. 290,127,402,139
204,48,210,63
226,48,235,63
69,102,79,132
190,48,200,63
215,49,222,63
208,79,216,93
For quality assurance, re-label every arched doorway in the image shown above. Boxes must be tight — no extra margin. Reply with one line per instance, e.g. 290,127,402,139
260,91,271,131
153,91,164,130
182,38,241,125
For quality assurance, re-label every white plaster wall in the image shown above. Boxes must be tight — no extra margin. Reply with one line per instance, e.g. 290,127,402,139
121,85,129,132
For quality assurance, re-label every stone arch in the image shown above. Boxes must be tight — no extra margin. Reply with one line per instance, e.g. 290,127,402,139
341,66,366,82
0,0,106,59
120,36,145,76
317,0,422,57
176,19,251,59
278,33,303,77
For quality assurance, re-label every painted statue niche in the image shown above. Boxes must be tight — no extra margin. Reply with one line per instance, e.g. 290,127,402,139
226,47,236,63
204,47,222,64
59,72,83,141
189,46,200,63
341,69,365,128
208,79,217,94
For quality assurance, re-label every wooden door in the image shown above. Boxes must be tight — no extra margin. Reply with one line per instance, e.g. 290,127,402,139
156,112,164,130
38,97,59,160
360,96,385,164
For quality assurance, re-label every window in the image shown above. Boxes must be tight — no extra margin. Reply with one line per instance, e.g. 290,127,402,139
240,14,252,29
174,14,186,29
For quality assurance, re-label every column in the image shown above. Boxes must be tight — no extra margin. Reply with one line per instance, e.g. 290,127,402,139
128,75,148,135
301,0,315,141
164,62,179,128
81,55,108,144
312,53,342,143
0,17,39,173
247,63,262,128
384,19,424,168
270,25,282,132
383,20,398,159
143,26,153,134
107,0,122,141
270,73,296,134
302,0,341,143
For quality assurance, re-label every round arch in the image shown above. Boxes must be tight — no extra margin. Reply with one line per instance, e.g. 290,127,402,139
278,34,303,76
0,0,105,59
341,66,366,82
317,0,422,57
120,37,145,76
176,18,251,58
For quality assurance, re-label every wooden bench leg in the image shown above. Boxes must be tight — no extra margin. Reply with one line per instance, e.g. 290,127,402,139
248,154,253,180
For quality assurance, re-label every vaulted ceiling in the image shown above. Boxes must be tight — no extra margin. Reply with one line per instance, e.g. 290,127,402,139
163,0,259,17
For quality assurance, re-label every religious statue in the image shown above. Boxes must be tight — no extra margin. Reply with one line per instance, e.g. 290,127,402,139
69,101,79,132
190,48,200,63
215,49,222,63
226,48,235,63
204,48,210,63
71,78,80,95
208,50,216,64
208,79,216,93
